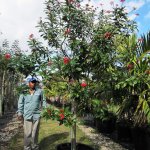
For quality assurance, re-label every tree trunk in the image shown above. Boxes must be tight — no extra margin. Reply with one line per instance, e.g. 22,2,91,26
71,99,76,150
0,71,6,116
71,124,76,150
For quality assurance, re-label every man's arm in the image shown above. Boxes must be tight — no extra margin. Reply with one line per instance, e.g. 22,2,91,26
17,94,24,120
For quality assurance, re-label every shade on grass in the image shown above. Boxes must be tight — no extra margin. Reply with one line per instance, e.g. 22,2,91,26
9,119,99,150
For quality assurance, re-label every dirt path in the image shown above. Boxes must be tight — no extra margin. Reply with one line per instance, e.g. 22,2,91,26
0,111,23,150
78,124,134,150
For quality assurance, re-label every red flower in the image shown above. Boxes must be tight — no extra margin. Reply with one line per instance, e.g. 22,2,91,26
81,81,87,87
104,32,112,39
4,53,11,59
59,113,65,120
64,28,71,35
29,34,34,39
63,57,70,64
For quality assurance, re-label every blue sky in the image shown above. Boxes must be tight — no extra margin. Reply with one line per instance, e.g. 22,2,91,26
92,0,150,36
83,0,150,36
133,1,150,36
0,0,150,51
122,0,150,36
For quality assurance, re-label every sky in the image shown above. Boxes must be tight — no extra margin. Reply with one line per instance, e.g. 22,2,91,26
0,0,150,52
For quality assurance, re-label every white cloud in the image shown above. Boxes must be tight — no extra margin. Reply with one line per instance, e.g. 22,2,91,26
0,0,45,51
0,0,114,51
0,0,149,51
125,0,145,13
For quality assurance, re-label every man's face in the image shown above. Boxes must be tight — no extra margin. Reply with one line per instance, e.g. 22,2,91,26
28,81,36,89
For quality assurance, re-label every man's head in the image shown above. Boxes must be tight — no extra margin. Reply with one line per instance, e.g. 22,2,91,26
28,78,37,89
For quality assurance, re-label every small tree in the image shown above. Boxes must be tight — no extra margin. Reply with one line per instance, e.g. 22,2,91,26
28,0,138,149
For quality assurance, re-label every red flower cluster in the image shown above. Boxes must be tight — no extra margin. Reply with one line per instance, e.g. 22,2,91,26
4,53,11,60
63,57,70,64
81,81,87,87
104,32,112,39
59,113,65,120
42,107,76,127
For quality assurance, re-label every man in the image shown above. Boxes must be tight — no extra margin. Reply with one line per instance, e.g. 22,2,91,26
17,77,46,150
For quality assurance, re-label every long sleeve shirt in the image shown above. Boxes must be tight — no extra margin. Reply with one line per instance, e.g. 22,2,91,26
17,88,46,120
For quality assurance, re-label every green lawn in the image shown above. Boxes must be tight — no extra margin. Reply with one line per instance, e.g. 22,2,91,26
9,119,99,150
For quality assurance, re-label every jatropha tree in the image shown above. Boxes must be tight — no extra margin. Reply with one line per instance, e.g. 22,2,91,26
28,0,137,149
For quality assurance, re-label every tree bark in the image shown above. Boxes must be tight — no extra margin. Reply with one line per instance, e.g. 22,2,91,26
0,71,6,116
71,99,76,150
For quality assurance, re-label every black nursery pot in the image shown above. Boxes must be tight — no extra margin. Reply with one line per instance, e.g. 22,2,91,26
117,123,132,142
96,118,116,134
56,143,94,150
131,127,147,150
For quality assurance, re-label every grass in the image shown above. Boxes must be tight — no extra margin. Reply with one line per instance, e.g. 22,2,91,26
9,119,99,150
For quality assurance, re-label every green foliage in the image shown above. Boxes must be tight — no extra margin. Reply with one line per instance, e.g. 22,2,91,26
114,32,150,127
15,84,29,95
91,99,117,122
42,106,77,127
27,0,142,128
134,89,150,126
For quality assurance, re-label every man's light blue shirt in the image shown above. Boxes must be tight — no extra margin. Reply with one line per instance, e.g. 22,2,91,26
18,88,46,120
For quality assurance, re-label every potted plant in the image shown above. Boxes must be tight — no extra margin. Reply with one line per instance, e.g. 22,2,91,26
115,33,150,149
92,99,117,134
28,0,138,149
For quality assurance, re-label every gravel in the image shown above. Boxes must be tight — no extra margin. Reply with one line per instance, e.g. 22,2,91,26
0,111,23,149
78,122,134,150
